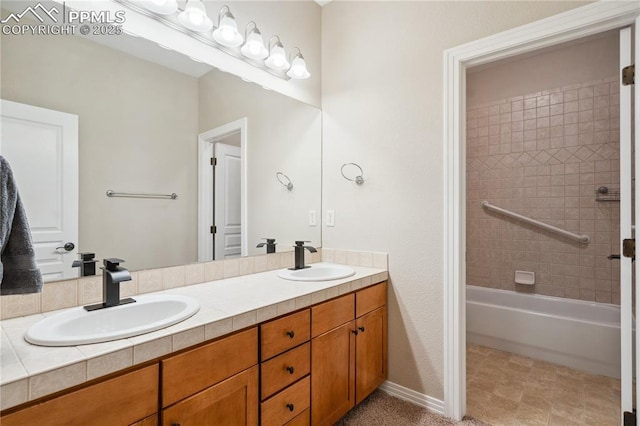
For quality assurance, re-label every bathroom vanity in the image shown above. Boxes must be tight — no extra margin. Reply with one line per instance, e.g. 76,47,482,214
0,263,388,426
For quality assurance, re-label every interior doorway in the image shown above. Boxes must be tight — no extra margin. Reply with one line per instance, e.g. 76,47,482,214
197,118,248,262
442,2,640,421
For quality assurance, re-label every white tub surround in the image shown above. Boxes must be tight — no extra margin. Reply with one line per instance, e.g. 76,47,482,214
0,259,388,411
466,285,620,378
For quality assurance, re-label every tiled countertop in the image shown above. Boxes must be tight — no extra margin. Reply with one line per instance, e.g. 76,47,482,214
0,263,388,411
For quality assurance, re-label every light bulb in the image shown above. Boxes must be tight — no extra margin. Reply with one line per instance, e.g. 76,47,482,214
139,0,178,15
212,11,243,47
265,42,289,71
189,11,204,26
249,43,260,55
287,54,310,79
241,28,268,60
178,0,213,32
221,27,235,41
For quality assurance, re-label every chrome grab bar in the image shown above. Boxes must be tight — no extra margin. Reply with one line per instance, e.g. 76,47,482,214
480,201,590,244
106,190,177,200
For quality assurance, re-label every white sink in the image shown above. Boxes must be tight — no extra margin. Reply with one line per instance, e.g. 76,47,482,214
25,294,200,347
278,262,355,282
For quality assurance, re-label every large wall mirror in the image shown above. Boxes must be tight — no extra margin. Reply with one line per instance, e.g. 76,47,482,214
0,5,322,281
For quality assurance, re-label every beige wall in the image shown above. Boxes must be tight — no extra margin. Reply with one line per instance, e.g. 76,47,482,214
321,0,589,401
1,29,200,272
467,32,619,105
198,69,322,255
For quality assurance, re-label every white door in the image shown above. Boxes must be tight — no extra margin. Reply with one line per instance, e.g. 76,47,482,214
620,20,639,423
0,100,78,281
214,143,241,260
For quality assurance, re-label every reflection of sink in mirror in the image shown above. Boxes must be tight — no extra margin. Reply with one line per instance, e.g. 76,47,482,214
24,295,200,347
278,263,355,282
0,6,321,279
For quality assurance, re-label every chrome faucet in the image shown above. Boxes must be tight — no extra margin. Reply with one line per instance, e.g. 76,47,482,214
257,238,277,254
292,241,317,270
84,258,135,311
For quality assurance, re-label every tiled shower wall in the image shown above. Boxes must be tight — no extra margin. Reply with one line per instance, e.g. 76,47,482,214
466,76,621,304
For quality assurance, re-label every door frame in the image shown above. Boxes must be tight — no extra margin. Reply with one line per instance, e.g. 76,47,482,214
0,99,79,281
442,1,640,420
197,118,248,262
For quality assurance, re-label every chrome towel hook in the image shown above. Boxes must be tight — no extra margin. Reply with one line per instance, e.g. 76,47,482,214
276,172,293,190
341,163,364,185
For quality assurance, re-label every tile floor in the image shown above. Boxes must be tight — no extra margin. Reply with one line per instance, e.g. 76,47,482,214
466,344,620,425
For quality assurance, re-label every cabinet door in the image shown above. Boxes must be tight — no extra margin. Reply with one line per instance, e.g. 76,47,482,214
311,321,356,426
162,365,258,426
1,364,159,426
355,306,387,404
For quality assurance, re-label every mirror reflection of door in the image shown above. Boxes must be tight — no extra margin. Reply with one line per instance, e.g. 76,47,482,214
0,100,79,281
197,118,247,263
214,141,241,260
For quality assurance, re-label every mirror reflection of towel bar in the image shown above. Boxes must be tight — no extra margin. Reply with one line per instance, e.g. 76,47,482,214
106,190,178,200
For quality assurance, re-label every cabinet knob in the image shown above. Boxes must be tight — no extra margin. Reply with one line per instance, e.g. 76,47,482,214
286,366,295,374
171,423,181,426
286,403,295,412
351,329,358,335
286,330,295,339
358,326,365,332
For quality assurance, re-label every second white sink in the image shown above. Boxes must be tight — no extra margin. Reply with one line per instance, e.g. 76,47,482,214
278,262,355,282
24,294,200,347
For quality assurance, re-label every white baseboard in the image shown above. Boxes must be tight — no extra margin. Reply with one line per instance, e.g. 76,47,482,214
378,381,445,415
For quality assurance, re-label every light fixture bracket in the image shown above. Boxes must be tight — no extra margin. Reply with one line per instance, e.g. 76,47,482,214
119,0,291,80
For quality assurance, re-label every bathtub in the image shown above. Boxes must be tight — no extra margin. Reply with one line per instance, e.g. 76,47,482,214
466,285,621,378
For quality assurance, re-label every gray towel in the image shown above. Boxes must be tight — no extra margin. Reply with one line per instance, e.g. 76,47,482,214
0,155,43,295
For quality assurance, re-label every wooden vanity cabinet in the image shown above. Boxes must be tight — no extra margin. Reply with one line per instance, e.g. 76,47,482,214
1,281,386,426
311,282,387,426
1,364,159,426
161,327,259,426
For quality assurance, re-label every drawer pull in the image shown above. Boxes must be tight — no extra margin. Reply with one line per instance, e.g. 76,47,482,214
286,403,295,412
358,326,365,332
286,366,295,374
351,329,358,335
171,423,181,426
286,330,295,339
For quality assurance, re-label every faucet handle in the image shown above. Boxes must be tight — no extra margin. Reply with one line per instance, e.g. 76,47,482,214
79,252,96,261
103,258,125,271
294,241,311,246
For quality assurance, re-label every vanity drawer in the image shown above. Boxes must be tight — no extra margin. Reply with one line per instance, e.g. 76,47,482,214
261,309,310,360
356,282,387,317
284,408,310,426
261,376,310,426
311,294,354,338
261,342,310,400
162,327,258,407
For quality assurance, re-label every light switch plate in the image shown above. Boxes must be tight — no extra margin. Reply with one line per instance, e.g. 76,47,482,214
326,210,335,227
309,210,317,226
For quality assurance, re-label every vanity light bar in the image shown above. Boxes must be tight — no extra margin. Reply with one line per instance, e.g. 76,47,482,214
118,0,310,81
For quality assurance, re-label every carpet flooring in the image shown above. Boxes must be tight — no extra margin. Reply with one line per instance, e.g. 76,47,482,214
335,390,488,425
